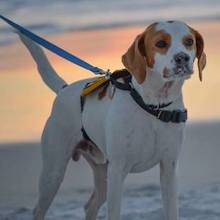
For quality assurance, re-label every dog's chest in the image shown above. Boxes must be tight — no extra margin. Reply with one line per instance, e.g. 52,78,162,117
123,127,161,173
128,120,185,173
82,89,185,172
121,120,172,173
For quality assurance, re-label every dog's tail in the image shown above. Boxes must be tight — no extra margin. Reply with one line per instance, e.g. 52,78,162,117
18,32,67,94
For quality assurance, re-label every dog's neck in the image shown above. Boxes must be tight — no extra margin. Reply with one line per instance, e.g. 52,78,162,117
131,71,185,110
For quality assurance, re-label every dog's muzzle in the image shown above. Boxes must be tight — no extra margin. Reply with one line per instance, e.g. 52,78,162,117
173,52,192,77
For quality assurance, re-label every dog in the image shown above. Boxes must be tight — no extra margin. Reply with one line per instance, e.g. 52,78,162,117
17,20,206,220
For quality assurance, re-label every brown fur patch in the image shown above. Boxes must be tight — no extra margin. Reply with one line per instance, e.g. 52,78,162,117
143,27,171,68
122,23,171,84
188,26,206,81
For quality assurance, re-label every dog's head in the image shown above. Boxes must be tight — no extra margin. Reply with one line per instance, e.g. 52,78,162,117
122,21,206,84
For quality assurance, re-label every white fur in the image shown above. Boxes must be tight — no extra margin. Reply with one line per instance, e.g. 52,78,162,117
17,21,196,220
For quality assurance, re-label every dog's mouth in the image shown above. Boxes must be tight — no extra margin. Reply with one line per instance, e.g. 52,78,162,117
174,65,193,76
163,65,193,80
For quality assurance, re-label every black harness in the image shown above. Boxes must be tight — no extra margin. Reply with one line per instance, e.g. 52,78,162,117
80,69,187,142
109,69,187,123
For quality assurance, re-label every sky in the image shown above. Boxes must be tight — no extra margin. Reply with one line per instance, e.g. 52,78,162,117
0,1,219,143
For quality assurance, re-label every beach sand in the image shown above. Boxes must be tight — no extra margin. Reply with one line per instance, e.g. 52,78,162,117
0,121,220,219
0,20,220,219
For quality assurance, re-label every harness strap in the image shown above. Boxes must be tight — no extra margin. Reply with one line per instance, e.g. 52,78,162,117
80,69,187,143
81,127,94,144
129,88,187,123
109,69,187,123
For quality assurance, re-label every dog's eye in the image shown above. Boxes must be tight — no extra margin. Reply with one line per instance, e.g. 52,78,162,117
184,38,194,47
155,40,168,48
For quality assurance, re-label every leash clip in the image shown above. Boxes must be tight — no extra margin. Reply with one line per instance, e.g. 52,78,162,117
104,69,111,79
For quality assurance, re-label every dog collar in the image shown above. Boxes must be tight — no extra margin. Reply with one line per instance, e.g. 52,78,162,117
109,69,187,123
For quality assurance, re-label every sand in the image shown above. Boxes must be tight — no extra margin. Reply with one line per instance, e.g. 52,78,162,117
0,121,220,209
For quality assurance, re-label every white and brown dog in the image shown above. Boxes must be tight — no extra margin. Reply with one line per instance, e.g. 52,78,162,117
18,20,206,220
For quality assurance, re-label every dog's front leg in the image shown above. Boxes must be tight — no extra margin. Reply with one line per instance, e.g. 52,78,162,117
107,161,125,220
160,159,179,220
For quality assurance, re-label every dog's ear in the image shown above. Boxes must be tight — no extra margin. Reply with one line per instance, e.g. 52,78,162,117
192,28,207,81
121,32,147,84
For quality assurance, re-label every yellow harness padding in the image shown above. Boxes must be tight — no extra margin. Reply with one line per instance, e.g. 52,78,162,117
80,76,109,97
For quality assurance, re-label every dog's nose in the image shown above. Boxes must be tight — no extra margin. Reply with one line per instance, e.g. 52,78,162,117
174,52,190,65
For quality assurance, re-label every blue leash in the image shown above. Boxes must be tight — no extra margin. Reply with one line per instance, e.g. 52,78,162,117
0,14,105,75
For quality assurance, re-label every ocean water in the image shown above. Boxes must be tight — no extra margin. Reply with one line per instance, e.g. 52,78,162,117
0,183,220,220
0,0,220,45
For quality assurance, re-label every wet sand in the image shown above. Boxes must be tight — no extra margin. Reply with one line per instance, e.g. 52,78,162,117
0,121,220,208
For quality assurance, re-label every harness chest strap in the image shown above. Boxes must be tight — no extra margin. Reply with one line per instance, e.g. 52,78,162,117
128,88,187,123
80,69,187,142
81,69,187,123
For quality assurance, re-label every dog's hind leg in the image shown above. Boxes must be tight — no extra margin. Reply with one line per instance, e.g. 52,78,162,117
83,154,107,220
33,117,77,220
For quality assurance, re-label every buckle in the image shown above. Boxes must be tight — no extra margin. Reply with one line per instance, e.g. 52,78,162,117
157,110,173,122
170,110,187,123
